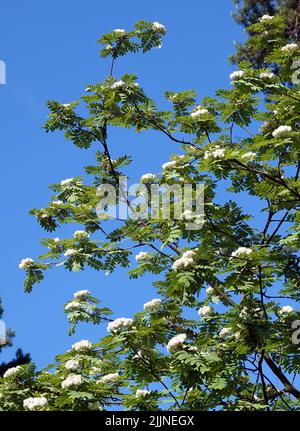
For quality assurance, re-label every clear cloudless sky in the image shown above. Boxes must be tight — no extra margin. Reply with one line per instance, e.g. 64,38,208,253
0,0,247,368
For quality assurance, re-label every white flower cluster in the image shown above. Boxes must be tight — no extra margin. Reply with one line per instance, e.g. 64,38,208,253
198,305,214,318
272,125,292,138
152,21,166,34
72,340,93,351
162,160,177,171
61,178,75,186
166,333,187,353
107,317,133,333
231,247,253,258
204,145,225,160
230,70,245,81
74,289,90,299
241,151,256,162
281,43,298,53
259,15,273,23
182,209,195,220
111,80,125,90
65,359,81,371
259,71,275,80
23,397,48,411
278,305,294,316
143,298,162,312
18,258,34,270
140,173,156,183
136,389,150,398
64,248,78,257
61,374,83,389
100,372,120,383
190,107,209,119
3,366,22,379
219,327,232,338
206,287,215,296
73,230,89,240
172,250,197,271
113,29,125,35
135,251,151,262
65,301,83,312
51,200,64,206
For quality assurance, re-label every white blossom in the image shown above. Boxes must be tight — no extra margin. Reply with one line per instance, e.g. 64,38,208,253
219,327,232,338
162,160,177,170
74,289,90,299
198,305,214,318
61,374,83,389
259,71,275,80
272,125,292,138
51,200,64,206
111,80,125,90
23,397,48,411
65,360,81,371
73,230,89,240
135,251,150,262
191,108,209,119
182,250,198,260
206,287,215,296
89,366,102,376
230,70,245,81
278,305,294,316
136,389,150,398
18,258,34,270
113,29,125,34
259,15,273,23
231,247,253,258
100,372,120,383
241,152,257,162
61,178,74,186
72,340,93,351
3,366,22,379
166,333,187,353
107,317,134,333
172,256,195,271
143,298,162,312
204,145,225,160
140,173,156,183
281,43,298,53
64,249,78,257
62,103,71,108
152,21,166,34
65,301,83,312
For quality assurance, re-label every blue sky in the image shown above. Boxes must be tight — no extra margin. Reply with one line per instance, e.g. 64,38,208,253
0,0,248,368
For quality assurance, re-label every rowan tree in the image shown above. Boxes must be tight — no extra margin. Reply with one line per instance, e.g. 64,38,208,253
0,17,299,411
